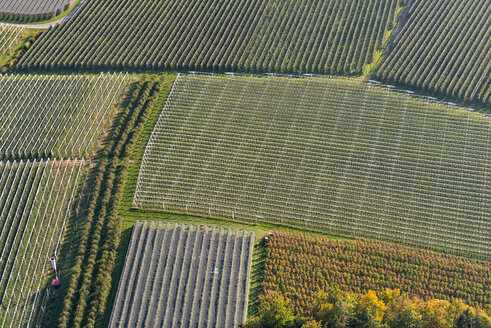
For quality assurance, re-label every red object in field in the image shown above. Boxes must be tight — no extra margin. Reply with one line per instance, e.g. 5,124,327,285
51,257,59,289
51,279,60,289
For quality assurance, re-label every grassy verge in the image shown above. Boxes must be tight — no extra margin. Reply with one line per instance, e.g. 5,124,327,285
362,5,406,77
0,28,41,72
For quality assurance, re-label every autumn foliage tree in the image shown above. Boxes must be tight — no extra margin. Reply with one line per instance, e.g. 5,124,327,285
245,291,295,328
246,289,491,328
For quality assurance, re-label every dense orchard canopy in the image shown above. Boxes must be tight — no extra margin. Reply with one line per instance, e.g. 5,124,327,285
18,0,404,75
375,0,491,105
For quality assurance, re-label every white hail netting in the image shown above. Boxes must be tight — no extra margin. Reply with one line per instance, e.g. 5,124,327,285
135,74,491,259
0,24,24,55
0,0,71,17
0,159,86,327
109,221,254,328
0,73,127,159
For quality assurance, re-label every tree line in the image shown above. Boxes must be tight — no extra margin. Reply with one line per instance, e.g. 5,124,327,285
246,288,491,328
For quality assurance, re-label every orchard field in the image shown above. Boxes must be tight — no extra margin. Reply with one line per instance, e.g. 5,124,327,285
263,231,490,314
0,0,488,325
135,74,491,260
0,73,127,160
0,159,86,327
375,0,491,105
18,0,404,75
109,221,254,328
0,0,73,21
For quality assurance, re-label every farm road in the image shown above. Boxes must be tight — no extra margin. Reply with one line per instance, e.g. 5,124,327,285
0,18,63,29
